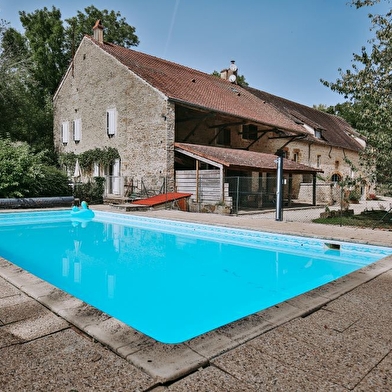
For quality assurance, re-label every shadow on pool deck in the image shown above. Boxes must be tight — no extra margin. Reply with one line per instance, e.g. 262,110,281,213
0,207,392,391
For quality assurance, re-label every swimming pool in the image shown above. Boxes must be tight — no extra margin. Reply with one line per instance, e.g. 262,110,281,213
0,210,391,344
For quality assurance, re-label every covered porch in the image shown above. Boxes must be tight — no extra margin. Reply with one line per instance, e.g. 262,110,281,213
174,143,323,213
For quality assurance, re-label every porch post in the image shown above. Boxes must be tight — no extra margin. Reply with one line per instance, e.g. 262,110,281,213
196,160,199,203
220,166,224,202
312,173,317,206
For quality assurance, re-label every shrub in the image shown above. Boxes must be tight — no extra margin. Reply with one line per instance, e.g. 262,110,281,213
73,177,105,204
34,165,72,197
0,139,71,198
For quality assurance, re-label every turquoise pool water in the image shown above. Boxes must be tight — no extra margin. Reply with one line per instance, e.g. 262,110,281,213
0,210,391,343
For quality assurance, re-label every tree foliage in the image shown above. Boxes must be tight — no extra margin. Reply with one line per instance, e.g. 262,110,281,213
19,7,67,96
0,6,139,155
0,20,52,153
321,0,392,190
65,5,139,52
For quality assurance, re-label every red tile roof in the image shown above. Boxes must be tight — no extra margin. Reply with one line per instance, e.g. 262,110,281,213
245,88,363,152
87,37,306,134
175,143,322,174
85,36,363,153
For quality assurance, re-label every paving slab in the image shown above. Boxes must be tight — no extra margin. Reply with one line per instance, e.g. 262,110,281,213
0,275,21,297
167,365,256,392
212,344,346,391
86,317,153,354
184,329,238,359
353,351,392,391
126,340,208,383
0,311,69,348
249,306,391,390
0,297,50,324
0,329,156,392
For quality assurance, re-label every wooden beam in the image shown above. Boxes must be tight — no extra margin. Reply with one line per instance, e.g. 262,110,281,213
207,121,245,129
208,127,224,144
245,131,268,150
183,116,209,142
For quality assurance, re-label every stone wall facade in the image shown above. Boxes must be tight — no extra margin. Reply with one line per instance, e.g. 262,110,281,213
53,38,175,196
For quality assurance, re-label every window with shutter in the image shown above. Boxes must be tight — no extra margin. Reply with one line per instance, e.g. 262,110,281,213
242,124,258,140
106,109,116,137
61,122,69,144
73,119,81,142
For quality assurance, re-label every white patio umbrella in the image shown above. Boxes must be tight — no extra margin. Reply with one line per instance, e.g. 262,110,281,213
73,159,81,178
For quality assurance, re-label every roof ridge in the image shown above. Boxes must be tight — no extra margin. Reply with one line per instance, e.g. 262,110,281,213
87,35,218,79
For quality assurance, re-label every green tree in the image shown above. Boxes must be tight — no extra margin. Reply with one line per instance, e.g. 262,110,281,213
19,6,67,96
0,21,54,154
0,6,139,154
65,5,139,52
322,0,392,190
314,102,362,129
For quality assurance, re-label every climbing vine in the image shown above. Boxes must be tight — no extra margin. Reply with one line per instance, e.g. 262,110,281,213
59,147,120,174
58,152,77,171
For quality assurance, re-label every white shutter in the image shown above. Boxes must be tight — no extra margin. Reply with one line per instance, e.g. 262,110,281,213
106,109,116,136
93,162,100,177
61,122,69,144
112,159,120,195
73,119,81,142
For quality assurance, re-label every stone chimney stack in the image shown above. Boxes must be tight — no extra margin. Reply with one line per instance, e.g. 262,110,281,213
220,60,238,83
93,20,104,43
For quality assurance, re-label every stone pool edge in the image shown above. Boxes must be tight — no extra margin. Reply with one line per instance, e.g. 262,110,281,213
0,253,391,384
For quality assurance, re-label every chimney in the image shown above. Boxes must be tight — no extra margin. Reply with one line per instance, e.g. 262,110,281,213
93,20,104,43
220,60,238,83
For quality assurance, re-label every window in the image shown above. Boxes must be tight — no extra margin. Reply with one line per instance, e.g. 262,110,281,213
316,155,321,168
293,152,299,162
61,122,69,144
106,108,117,137
242,124,258,140
93,162,100,177
315,129,322,139
331,173,341,183
217,128,231,146
73,119,81,142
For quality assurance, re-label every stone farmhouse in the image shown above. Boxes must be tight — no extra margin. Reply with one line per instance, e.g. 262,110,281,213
53,21,367,211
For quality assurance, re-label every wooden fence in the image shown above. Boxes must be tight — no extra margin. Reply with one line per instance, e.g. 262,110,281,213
175,170,232,206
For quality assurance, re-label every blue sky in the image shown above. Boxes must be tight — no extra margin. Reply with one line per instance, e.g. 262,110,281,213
1,0,389,106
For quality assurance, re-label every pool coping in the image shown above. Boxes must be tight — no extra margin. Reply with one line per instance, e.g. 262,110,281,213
0,212,391,384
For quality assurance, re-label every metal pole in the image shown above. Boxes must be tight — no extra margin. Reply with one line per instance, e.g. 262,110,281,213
236,176,240,215
275,150,284,221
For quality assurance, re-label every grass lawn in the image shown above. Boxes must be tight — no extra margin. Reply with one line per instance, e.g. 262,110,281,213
313,209,392,230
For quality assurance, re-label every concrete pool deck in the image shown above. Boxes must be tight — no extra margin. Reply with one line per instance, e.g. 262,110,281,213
0,206,391,391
